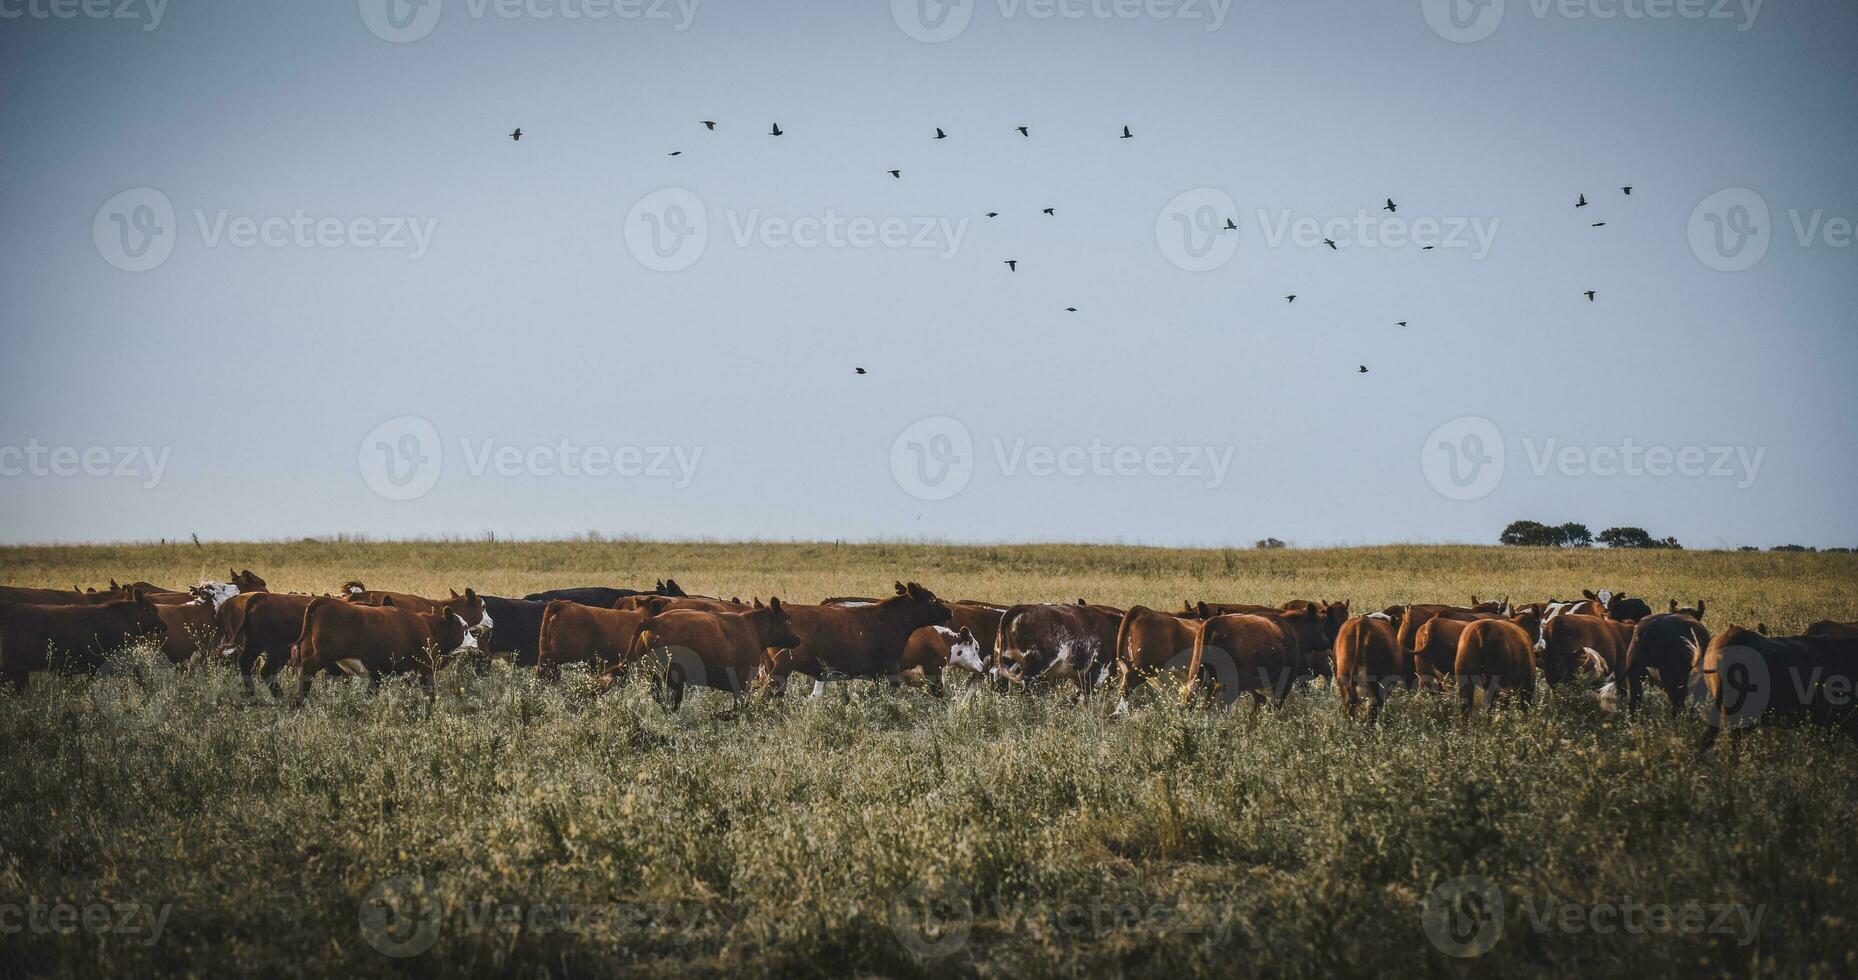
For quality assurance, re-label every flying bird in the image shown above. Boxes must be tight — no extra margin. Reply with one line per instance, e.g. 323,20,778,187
1223,218,1237,230
668,150,682,156
888,170,901,178
701,120,716,130
1285,295,1297,303
1576,194,1589,208
855,367,867,375
934,127,948,140
1323,239,1337,250
509,128,522,141
1120,125,1133,139
769,123,783,136
1396,321,1408,328
985,212,998,218
1591,221,1606,227
1358,365,1370,374
1384,198,1398,213
1422,245,1436,250
1622,186,1633,195
1585,290,1597,301
1042,208,1055,216
1005,260,1018,271
1017,126,1029,137
1064,307,1077,312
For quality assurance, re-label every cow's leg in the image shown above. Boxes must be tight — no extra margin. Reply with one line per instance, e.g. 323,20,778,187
290,667,314,707
1115,663,1145,714
1663,669,1689,718
1456,677,1475,720
1627,674,1645,716
238,646,260,695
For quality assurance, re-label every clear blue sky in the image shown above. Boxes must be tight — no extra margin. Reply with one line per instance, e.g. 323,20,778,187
2,0,1854,548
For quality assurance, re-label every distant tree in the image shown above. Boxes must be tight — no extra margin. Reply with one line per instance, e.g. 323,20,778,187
1255,537,1288,550
1737,545,1759,552
1826,547,1854,554
1554,523,1594,548
1598,527,1651,549
1500,520,1555,547
1771,544,1815,553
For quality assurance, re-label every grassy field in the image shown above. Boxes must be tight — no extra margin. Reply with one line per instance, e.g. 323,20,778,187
2,541,1856,978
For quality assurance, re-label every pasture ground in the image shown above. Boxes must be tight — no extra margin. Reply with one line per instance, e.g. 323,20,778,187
1,541,1855,978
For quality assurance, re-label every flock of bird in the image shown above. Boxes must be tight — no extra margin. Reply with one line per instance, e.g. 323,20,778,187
508,123,1633,377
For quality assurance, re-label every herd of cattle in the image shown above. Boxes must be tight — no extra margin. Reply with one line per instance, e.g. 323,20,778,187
1,572,1855,747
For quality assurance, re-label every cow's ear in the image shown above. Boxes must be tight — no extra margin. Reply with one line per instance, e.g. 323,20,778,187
1582,589,1597,601
1196,601,1210,618
1756,622,1768,635
769,597,782,613
959,627,974,641
1695,600,1705,620
1669,599,1678,612
465,588,477,602
381,596,395,607
894,581,906,594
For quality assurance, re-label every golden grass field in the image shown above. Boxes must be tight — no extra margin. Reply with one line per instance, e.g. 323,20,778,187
1,541,1856,978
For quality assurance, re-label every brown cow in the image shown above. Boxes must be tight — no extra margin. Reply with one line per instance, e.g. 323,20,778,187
0,585,129,605
1452,619,1536,717
222,592,323,695
896,625,984,695
765,583,952,694
1536,612,1635,685
614,595,746,614
1187,613,1301,711
0,593,167,689
1804,619,1856,639
343,585,491,632
1113,605,1202,709
994,602,1125,697
289,596,478,705
1411,615,1479,690
1333,614,1402,721
1186,600,1342,677
613,597,804,710
1696,626,1858,750
535,600,645,677
1584,589,1652,623
1609,612,1709,716
153,600,219,664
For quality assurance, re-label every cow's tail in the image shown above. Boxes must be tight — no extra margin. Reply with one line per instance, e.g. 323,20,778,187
1113,605,1144,672
293,596,333,669
536,600,568,674
991,609,1022,689
1184,613,1209,702
624,598,665,669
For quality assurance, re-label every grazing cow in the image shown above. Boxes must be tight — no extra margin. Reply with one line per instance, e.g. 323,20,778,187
1396,605,1487,672
1332,615,1402,721
1696,627,1858,750
615,595,746,614
614,597,804,710
479,595,547,668
535,600,646,677
1185,600,1344,677
0,585,128,605
1536,613,1635,685
1584,589,1652,623
342,585,491,633
765,583,953,694
896,626,985,696
1468,595,1510,614
223,592,322,695
289,596,478,705
1610,612,1710,716
994,602,1125,697
1411,615,1480,690
1113,605,1202,709
228,569,267,593
523,579,688,606
1452,619,1536,717
1187,613,1301,711
153,600,219,664
1668,599,1707,620
0,594,167,689
1805,620,1858,639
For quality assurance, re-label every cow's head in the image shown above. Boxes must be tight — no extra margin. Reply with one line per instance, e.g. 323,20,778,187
940,626,984,673
1669,598,1706,620
424,609,479,662
191,580,240,609
888,581,952,629
445,588,491,635
231,568,267,593
342,580,367,597
1317,600,1350,646
753,596,804,651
